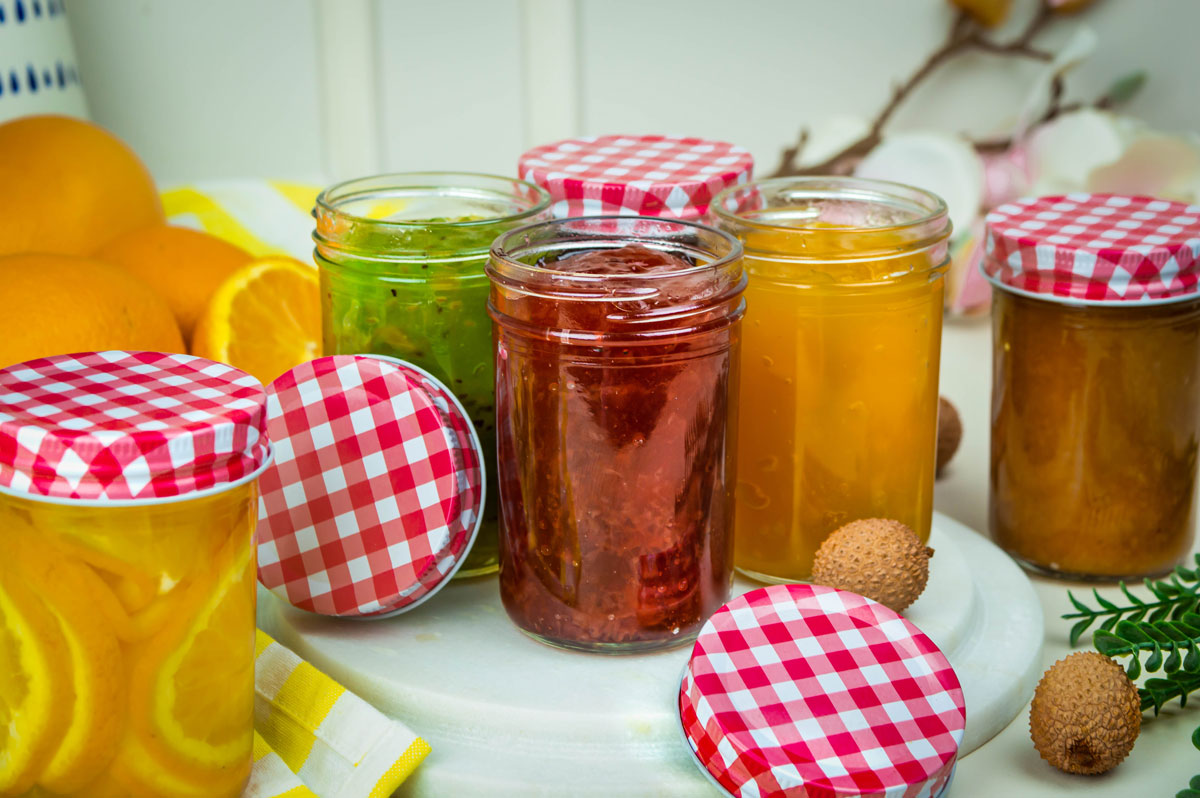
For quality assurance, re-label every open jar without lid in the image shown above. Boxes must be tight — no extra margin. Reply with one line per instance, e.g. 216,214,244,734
313,172,550,578
984,193,1200,579
488,215,745,653
711,176,952,583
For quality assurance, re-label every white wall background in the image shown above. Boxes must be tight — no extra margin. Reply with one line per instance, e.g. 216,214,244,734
62,0,1198,188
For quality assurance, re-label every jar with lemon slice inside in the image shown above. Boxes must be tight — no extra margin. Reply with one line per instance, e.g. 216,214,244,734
313,173,551,578
0,351,271,798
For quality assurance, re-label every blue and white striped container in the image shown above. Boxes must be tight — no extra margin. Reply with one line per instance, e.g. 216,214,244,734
0,0,87,122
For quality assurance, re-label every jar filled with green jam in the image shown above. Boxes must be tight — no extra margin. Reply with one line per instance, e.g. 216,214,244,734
313,173,551,576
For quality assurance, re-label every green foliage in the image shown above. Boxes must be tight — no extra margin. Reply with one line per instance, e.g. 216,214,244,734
1064,556,1200,794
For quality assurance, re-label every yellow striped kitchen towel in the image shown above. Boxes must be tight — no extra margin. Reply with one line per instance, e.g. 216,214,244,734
250,630,431,798
163,180,321,263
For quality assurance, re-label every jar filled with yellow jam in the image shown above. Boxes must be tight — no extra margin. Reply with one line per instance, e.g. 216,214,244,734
711,177,951,582
0,351,270,797
984,194,1200,579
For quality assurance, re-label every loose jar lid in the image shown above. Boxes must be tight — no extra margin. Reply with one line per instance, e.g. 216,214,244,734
678,584,964,798
518,134,753,220
983,193,1200,302
256,355,484,618
0,351,270,502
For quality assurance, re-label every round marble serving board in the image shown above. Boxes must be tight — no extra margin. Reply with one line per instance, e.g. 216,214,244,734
258,512,1043,797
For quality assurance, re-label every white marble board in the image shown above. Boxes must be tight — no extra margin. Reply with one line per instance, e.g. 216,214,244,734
258,512,1044,796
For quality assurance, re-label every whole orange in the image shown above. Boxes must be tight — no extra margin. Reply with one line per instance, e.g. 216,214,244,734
95,225,252,345
0,115,164,257
0,254,183,368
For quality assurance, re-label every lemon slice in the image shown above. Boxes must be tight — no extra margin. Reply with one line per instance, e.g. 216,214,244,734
191,256,321,387
0,563,70,794
127,525,256,783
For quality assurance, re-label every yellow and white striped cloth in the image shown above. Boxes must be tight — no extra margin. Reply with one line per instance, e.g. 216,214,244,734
163,180,321,263
250,631,430,798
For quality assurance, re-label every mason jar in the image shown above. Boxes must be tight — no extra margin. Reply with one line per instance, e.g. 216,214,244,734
0,351,270,797
984,193,1200,579
712,176,952,583
488,216,746,653
313,173,551,577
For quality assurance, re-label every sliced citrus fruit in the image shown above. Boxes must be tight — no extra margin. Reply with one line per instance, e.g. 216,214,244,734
0,561,70,794
11,535,125,795
191,256,321,387
108,732,250,798
126,525,256,784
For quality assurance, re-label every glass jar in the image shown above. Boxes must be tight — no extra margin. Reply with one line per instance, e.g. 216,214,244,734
488,216,746,653
984,193,1200,579
0,351,270,797
313,173,551,578
712,176,951,583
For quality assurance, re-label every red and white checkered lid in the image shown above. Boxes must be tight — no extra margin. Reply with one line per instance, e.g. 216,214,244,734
256,355,485,618
984,193,1200,302
678,584,965,798
0,351,269,502
519,134,753,220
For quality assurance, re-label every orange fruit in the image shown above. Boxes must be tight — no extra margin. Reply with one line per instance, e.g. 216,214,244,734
191,257,321,387
949,0,1011,26
0,253,183,368
0,115,163,257
95,225,252,346
8,531,124,794
0,559,72,794
123,525,255,794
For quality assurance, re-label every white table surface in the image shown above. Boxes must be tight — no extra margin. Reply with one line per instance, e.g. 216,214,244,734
937,317,1200,797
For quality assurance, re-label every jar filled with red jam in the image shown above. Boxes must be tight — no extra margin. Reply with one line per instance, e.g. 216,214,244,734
488,216,746,653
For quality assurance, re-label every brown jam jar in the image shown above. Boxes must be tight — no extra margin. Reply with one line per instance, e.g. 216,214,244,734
487,216,745,653
984,194,1200,580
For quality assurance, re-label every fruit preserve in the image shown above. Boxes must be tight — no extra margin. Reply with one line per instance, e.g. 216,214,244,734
712,177,951,582
489,217,745,653
0,351,270,798
314,173,551,578
984,194,1200,579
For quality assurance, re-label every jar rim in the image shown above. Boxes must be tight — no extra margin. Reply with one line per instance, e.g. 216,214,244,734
314,171,553,229
489,214,744,287
711,175,952,267
712,175,949,232
981,262,1200,308
0,450,274,508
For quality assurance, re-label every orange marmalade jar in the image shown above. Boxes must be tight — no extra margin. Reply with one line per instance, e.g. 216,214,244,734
0,351,270,797
984,194,1200,579
712,177,951,582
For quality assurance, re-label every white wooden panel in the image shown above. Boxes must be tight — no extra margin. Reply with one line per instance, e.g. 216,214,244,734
64,0,324,186
315,0,380,181
519,0,580,150
375,0,525,176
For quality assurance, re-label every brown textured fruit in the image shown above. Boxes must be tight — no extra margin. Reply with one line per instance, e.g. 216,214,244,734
810,519,932,612
936,396,962,476
1029,652,1140,775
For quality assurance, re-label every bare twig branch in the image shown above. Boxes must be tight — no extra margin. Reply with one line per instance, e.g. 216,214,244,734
771,1,1063,177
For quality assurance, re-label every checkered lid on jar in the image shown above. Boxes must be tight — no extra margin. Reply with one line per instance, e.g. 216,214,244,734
678,584,965,798
983,193,1200,302
0,351,269,502
256,355,484,618
518,134,753,220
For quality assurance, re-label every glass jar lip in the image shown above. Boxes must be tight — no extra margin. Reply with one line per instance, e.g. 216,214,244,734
488,214,744,283
314,170,553,229
712,175,949,233
981,265,1200,308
